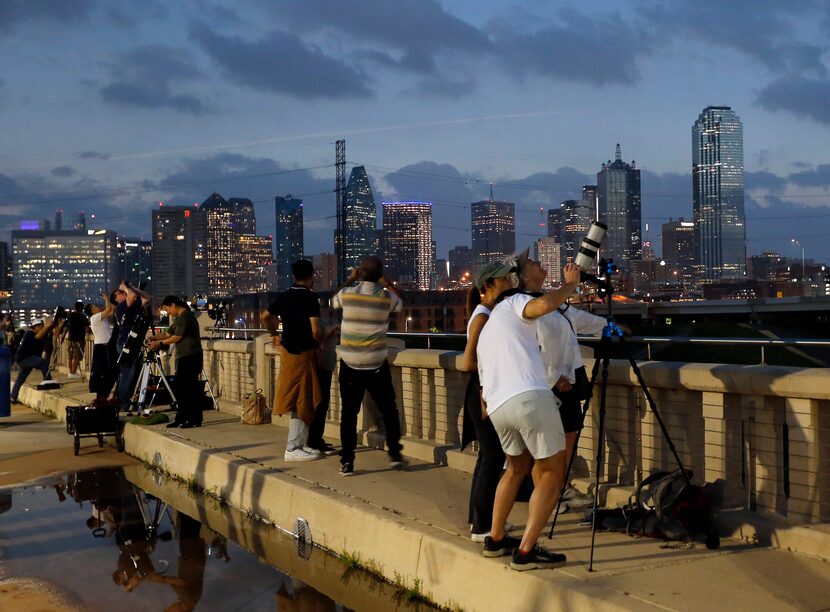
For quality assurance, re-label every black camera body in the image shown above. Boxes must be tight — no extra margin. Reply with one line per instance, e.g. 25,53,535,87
117,306,153,366
207,300,230,321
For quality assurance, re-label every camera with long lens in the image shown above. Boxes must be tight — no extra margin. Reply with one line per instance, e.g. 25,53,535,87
574,221,607,274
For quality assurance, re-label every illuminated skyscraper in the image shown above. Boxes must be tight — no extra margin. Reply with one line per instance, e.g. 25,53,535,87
11,228,119,318
661,218,696,285
274,196,304,291
559,199,595,262
311,253,337,291
547,207,563,242
692,106,745,280
237,234,273,294
229,197,256,234
597,144,641,265
339,165,377,280
201,192,236,297
535,237,561,288
119,238,152,292
383,201,433,290
471,199,515,268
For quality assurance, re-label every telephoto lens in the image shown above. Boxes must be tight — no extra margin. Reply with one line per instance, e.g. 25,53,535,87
574,221,607,272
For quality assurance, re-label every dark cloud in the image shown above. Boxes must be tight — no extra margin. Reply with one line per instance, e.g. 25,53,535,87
51,166,76,178
645,0,827,77
0,0,94,34
746,171,787,194
787,164,830,189
98,45,208,115
190,24,372,100
78,151,110,160
489,8,658,85
757,75,830,125
280,0,492,61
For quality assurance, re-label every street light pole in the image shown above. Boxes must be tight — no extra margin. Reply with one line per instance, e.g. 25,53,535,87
791,238,805,281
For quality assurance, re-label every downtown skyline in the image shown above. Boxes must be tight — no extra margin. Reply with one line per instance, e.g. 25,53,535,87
1,1,830,266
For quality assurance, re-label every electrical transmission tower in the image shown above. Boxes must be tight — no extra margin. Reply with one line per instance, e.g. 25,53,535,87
335,139,346,284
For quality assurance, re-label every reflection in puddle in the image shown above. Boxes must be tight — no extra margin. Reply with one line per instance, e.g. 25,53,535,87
0,466,438,611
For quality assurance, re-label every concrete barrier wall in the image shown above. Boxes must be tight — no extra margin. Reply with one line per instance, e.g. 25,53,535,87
55,336,830,522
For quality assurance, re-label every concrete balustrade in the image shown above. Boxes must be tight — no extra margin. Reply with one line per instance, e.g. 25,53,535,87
51,335,830,523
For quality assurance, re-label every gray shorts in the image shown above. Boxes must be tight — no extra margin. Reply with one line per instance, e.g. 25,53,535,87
489,389,566,459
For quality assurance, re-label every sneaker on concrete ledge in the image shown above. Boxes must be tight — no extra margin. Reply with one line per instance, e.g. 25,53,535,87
284,448,321,462
510,546,567,571
482,534,521,558
339,463,355,477
389,455,409,469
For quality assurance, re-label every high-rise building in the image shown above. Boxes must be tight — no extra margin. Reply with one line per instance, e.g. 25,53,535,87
597,144,641,265
535,237,561,288
582,185,598,214
547,208,563,242
692,106,746,281
151,205,208,306
560,199,595,263
382,201,434,290
0,241,11,292
661,218,696,285
237,234,272,294
471,199,515,268
448,245,474,281
74,211,86,231
11,228,120,319
120,238,152,292
200,192,236,297
339,166,377,281
54,209,63,232
274,196,304,291
229,197,256,234
311,253,338,292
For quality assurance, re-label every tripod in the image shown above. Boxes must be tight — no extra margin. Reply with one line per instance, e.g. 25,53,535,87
547,260,691,571
131,348,178,415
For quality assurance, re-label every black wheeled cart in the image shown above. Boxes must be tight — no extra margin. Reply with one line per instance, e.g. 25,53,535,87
66,405,125,456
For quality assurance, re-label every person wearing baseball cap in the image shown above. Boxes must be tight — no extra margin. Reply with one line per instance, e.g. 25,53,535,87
476,261,582,570
10,318,55,403
461,261,516,543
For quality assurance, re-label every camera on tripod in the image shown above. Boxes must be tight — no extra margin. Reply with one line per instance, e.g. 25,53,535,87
117,306,153,367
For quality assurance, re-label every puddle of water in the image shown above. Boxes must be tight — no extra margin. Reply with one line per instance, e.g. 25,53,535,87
0,466,438,611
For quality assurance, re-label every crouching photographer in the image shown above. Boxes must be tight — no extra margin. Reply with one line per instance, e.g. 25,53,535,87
147,296,203,429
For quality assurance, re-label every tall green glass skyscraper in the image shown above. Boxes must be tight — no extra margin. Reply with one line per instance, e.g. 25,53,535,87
692,106,745,281
338,166,377,280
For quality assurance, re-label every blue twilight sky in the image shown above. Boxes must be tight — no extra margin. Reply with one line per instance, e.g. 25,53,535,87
2,0,830,266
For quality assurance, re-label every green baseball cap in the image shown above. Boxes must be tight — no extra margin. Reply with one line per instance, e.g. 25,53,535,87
474,262,514,290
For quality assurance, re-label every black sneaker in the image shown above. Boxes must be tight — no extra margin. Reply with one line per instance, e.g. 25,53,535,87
482,534,521,558
340,463,355,477
389,454,409,469
510,546,567,571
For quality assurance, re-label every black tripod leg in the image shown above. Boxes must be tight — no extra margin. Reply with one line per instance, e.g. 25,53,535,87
589,343,612,572
548,355,602,539
618,335,692,487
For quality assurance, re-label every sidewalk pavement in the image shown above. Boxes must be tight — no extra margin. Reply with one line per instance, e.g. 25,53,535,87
8,375,830,611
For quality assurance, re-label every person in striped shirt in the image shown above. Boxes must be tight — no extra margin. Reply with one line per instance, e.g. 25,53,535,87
332,256,407,476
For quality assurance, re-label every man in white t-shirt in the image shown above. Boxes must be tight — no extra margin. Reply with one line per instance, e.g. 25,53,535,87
87,290,117,400
476,262,581,571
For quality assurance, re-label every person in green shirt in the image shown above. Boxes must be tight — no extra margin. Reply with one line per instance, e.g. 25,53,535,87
148,295,204,428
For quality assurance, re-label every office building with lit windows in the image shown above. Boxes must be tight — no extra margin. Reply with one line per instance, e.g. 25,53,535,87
662,218,696,285
597,144,641,265
151,205,208,306
238,234,273,294
119,238,152,293
383,201,434,290
274,196,304,291
201,192,236,297
338,166,378,281
11,227,119,320
471,199,515,269
693,106,745,281
560,198,595,263
535,237,561,288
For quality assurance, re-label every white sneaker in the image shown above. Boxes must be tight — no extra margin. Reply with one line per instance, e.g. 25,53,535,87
471,531,490,543
302,446,322,456
284,448,321,462
66,373,81,379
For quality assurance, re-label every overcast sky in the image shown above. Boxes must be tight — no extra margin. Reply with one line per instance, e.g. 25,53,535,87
2,0,830,266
